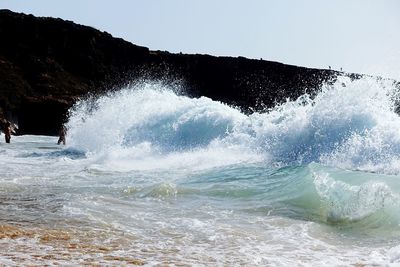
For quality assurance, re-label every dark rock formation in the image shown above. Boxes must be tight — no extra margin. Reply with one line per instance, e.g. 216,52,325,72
0,9,344,135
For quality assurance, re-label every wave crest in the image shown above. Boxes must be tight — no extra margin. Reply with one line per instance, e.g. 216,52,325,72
66,77,400,174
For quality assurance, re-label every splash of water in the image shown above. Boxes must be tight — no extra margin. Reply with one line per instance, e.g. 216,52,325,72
67,82,261,170
67,76,400,174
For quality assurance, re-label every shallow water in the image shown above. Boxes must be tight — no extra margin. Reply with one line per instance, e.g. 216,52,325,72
1,77,400,265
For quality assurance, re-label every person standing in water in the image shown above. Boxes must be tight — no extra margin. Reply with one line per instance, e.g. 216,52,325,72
57,125,67,145
3,121,12,143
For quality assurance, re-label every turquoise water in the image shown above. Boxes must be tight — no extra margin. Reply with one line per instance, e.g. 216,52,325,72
1,77,400,265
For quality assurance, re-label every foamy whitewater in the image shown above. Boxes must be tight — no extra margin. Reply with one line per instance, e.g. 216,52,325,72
1,76,400,265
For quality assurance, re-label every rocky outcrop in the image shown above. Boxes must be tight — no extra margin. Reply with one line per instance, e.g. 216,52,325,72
0,9,343,135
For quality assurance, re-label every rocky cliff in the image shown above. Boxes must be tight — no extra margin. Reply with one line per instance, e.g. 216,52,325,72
0,9,343,135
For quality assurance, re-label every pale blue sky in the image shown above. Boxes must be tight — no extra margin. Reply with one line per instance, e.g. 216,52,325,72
1,0,399,79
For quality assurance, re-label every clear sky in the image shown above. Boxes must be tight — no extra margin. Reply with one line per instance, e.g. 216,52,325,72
1,0,399,79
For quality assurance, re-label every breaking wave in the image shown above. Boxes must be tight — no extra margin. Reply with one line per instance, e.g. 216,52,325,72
67,76,400,174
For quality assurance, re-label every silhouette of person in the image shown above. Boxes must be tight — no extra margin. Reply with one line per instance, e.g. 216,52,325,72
57,125,67,145
3,121,12,143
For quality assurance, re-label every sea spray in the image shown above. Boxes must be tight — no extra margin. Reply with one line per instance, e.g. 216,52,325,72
229,76,400,169
67,76,400,174
67,82,263,170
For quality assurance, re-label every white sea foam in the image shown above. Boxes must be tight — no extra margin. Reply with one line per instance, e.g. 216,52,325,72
67,82,263,171
389,245,400,263
67,77,400,174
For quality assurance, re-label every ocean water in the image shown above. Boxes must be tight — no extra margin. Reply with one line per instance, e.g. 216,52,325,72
1,76,400,266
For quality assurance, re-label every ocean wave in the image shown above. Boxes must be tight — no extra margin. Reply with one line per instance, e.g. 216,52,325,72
66,77,400,174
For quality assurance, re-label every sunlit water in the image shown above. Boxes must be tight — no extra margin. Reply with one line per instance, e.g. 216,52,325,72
1,77,400,265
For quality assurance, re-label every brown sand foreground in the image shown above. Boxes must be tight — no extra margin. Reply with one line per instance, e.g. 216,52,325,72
0,224,145,266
